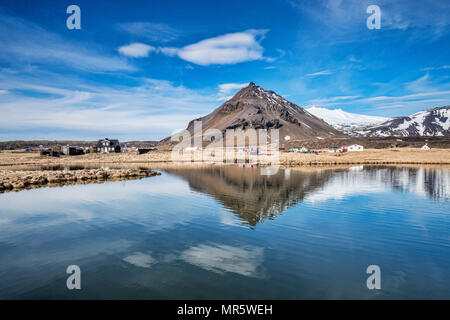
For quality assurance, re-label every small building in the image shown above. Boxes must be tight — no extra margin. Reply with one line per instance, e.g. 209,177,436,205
300,146,310,153
249,147,258,155
328,147,339,153
421,144,430,150
97,138,121,153
185,146,200,151
340,145,349,152
347,144,364,152
62,145,84,156
289,146,309,153
136,147,157,155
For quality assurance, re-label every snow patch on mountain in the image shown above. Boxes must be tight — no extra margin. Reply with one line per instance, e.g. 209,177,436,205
362,106,450,137
306,106,389,135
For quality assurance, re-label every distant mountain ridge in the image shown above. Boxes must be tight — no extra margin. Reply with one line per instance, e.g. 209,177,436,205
306,106,389,136
360,106,450,137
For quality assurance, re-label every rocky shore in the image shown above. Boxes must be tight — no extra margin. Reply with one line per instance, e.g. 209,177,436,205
0,168,160,193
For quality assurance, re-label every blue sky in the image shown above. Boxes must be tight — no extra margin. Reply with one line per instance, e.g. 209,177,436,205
0,0,449,141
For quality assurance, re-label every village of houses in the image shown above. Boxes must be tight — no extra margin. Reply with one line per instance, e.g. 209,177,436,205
2,136,444,171
38,138,157,157
38,139,371,158
32,137,435,158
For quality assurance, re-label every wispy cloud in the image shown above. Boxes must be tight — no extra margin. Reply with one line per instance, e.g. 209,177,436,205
0,11,132,72
216,82,249,101
0,73,218,140
294,0,450,31
421,65,450,71
305,70,332,77
405,73,431,92
305,89,450,115
308,95,360,104
291,0,450,46
360,91,450,103
117,22,180,43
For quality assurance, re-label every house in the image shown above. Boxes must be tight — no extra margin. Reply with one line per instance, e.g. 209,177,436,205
249,147,258,155
421,144,430,150
185,146,200,151
289,146,309,153
300,147,310,153
136,147,157,155
97,138,121,153
347,144,364,152
62,145,84,156
328,147,339,153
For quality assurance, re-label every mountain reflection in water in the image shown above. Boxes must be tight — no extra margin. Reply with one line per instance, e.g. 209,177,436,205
0,165,449,299
164,166,449,226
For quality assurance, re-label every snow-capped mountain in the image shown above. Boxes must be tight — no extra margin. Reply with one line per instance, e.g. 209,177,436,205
160,82,345,144
361,106,450,137
306,106,389,136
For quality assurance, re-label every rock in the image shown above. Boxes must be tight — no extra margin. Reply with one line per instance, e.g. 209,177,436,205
0,168,160,193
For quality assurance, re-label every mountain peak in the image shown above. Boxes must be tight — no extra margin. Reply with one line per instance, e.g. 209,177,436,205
172,83,345,141
231,82,286,105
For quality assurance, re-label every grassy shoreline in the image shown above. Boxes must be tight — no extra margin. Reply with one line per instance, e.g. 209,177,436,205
1,149,448,193
1,148,449,168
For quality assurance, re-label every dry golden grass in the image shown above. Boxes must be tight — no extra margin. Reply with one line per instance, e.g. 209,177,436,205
0,148,449,169
278,148,450,166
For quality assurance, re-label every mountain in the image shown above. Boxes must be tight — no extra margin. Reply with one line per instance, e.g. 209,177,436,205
165,166,334,226
161,82,344,145
360,106,450,137
306,106,389,136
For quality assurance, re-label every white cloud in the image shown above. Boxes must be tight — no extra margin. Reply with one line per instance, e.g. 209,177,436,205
170,29,268,66
305,172,386,204
216,82,249,102
118,43,156,58
218,83,249,95
0,74,218,140
158,47,179,56
305,70,332,77
180,243,265,278
116,29,268,65
123,252,156,268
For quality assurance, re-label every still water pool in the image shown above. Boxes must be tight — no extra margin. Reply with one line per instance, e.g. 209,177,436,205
0,166,449,299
